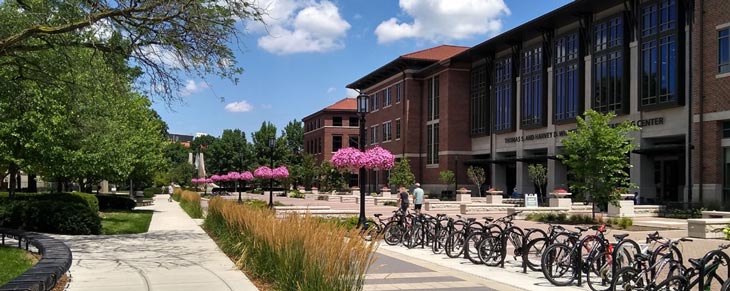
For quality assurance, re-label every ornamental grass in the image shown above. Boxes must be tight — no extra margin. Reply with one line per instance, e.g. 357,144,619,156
204,197,377,291
179,190,203,218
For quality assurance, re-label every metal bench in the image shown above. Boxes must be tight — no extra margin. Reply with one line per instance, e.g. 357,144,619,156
0,228,73,291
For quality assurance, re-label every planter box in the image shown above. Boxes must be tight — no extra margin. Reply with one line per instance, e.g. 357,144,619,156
607,200,635,217
549,197,572,208
351,188,360,196
485,194,502,205
508,207,570,219
460,203,513,215
687,218,730,239
380,189,392,198
634,205,664,217
374,197,398,205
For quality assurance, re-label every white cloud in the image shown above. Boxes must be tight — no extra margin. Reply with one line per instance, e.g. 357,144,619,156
375,0,510,44
255,0,351,54
140,44,184,68
179,80,209,96
326,87,336,93
225,101,254,112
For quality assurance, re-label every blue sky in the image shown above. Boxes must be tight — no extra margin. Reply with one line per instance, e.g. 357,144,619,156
153,0,573,138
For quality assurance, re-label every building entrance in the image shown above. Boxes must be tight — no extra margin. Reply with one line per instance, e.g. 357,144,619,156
506,164,516,195
653,156,684,203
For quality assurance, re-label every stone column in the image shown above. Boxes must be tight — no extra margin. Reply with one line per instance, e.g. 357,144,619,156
492,163,506,192
100,180,109,194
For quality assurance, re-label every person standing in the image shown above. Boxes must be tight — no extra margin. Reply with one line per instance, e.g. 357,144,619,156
397,185,409,213
413,183,424,214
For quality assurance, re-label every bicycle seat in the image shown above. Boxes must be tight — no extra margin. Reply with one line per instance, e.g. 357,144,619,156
467,218,477,223
613,234,630,241
374,214,382,217
437,213,446,217
576,226,589,232
689,258,702,267
483,217,494,222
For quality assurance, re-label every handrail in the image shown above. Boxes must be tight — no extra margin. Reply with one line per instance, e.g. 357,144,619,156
0,228,73,291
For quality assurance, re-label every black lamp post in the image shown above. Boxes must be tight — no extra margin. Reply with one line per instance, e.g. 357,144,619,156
357,93,369,227
268,136,276,209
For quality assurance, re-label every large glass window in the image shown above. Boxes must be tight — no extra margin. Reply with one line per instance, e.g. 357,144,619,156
349,116,359,127
720,29,730,74
494,57,514,131
593,16,626,113
470,64,489,135
723,121,730,138
395,119,401,139
640,0,679,107
332,116,342,126
521,46,544,127
384,88,392,107
382,122,392,142
349,136,359,148
395,83,402,103
370,126,377,144
554,32,581,122
427,123,439,164
427,76,440,121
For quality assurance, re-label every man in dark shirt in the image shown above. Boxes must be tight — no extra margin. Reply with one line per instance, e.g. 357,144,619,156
397,185,409,213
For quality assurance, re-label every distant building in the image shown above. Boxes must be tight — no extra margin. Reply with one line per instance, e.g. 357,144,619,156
168,133,194,148
347,45,470,193
303,98,359,185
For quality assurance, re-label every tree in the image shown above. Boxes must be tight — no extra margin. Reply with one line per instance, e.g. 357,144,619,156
251,122,286,167
527,164,547,202
206,129,251,174
317,161,346,192
0,0,266,103
190,134,217,152
168,162,196,186
282,119,304,163
558,110,639,218
467,166,486,197
389,159,415,188
163,142,190,166
439,170,455,188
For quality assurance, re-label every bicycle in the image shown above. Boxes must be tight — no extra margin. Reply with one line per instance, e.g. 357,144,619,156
477,211,525,267
523,224,584,272
611,236,692,291
681,243,730,291
540,224,608,286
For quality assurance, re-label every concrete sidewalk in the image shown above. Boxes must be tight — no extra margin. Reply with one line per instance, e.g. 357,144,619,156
56,195,258,291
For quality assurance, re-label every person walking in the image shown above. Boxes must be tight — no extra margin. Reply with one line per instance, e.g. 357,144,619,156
397,185,409,214
413,183,424,214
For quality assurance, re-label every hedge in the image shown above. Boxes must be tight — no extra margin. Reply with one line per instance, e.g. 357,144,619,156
3,192,99,213
96,195,136,211
0,198,101,235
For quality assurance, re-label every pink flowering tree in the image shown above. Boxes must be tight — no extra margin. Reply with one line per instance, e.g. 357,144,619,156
253,166,273,179
330,147,365,173
362,146,395,171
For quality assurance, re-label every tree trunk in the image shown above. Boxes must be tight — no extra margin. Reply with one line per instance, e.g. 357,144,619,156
8,163,18,199
28,174,37,193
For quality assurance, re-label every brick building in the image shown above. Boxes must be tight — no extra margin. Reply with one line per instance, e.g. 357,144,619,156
346,45,470,192
303,98,360,170
693,0,730,207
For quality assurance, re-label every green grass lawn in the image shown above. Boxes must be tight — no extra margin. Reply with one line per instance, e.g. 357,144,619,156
101,210,153,235
0,246,36,285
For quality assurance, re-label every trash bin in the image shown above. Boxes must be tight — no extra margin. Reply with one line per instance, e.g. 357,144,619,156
134,191,144,203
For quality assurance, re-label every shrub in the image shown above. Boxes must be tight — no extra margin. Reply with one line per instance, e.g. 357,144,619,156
97,195,136,211
525,212,595,224
0,199,101,235
317,195,328,200
204,198,376,290
241,199,287,209
607,217,634,229
7,193,99,213
288,190,304,198
180,190,202,218
143,187,160,198
172,187,182,201
383,201,398,207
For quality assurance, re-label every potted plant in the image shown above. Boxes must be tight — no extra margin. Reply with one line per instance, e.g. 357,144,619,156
549,188,572,198
486,187,503,195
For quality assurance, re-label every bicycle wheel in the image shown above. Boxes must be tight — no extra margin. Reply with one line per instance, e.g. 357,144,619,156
445,231,465,258
541,243,578,286
612,267,646,291
524,237,547,272
654,275,687,291
479,236,503,267
383,222,405,246
465,232,485,264
359,221,380,241
586,251,613,291
403,221,424,249
722,277,730,291
432,228,447,254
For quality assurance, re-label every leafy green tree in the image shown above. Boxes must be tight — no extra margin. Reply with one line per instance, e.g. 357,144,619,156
558,110,639,217
168,162,196,186
439,170,455,187
467,166,486,197
251,122,286,167
318,161,346,192
190,135,217,152
164,142,190,165
389,159,415,188
527,164,547,200
207,129,252,174
0,0,266,103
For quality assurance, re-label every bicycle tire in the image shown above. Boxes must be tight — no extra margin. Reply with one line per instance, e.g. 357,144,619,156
445,231,465,258
383,222,405,246
479,236,502,267
722,276,730,291
586,251,612,291
541,243,578,286
654,275,688,291
612,266,646,291
524,237,547,272
432,228,447,254
465,232,485,264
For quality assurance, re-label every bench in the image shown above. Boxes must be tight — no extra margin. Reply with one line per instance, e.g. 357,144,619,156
0,228,73,291
687,218,730,239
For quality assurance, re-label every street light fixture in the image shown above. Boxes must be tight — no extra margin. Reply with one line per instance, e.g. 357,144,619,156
356,93,369,227
268,136,276,209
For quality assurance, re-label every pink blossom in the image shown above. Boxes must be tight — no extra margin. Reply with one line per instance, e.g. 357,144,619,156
204,178,213,183
240,171,254,181
363,146,395,170
330,147,364,171
254,166,273,179
226,171,241,181
272,166,289,179
191,178,198,183
210,174,222,182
